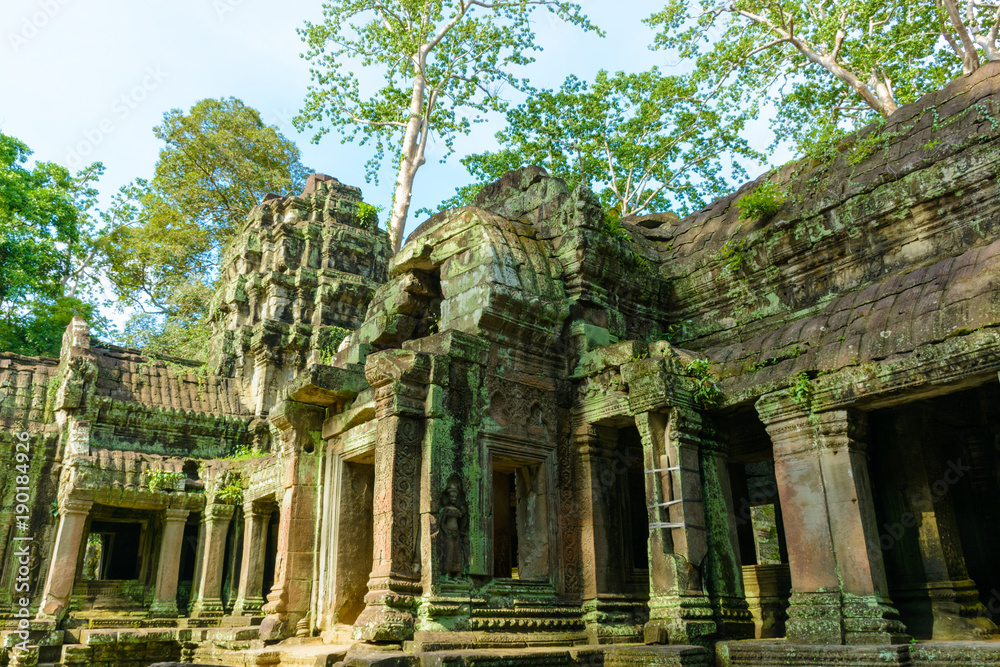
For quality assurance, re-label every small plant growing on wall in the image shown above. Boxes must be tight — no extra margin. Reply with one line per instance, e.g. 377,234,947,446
145,470,186,492
688,358,722,408
792,371,813,406
737,180,786,222
718,236,748,275
318,326,352,365
215,473,245,506
224,444,266,461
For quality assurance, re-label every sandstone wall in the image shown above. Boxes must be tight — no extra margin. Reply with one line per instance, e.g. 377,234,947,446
643,62,1000,402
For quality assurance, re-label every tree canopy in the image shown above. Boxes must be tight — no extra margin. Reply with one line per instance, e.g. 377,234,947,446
296,0,600,251
0,132,80,315
447,68,760,218
106,97,310,358
647,0,999,152
0,131,114,356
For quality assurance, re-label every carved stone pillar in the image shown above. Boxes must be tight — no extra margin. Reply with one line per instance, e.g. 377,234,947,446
233,502,273,616
577,424,645,643
756,402,907,645
37,496,93,619
699,427,755,639
190,503,236,617
149,507,190,618
259,399,325,641
354,350,429,642
635,407,716,645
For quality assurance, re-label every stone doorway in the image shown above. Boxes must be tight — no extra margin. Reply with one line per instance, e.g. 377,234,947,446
74,510,154,614
262,506,280,601
868,382,1000,639
177,514,200,615
84,520,144,581
490,457,551,582
722,408,791,639
332,459,375,625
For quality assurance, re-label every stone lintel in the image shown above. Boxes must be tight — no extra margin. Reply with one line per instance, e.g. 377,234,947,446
401,330,490,366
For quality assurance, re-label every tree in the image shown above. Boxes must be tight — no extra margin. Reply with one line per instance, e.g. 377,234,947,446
104,98,310,358
296,0,601,252
647,0,999,152
0,132,116,356
444,68,760,218
0,131,79,316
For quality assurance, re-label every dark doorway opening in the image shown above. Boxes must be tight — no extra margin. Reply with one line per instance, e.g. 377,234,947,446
87,520,142,580
869,382,1000,639
262,508,280,599
492,470,518,578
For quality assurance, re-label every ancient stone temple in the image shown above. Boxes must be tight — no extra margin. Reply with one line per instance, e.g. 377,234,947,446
1,64,1000,667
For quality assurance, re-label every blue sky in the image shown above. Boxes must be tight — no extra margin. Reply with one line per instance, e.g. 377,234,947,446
1,0,787,326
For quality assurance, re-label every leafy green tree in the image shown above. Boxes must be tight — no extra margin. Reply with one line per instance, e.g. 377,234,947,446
0,132,116,356
445,68,760,218
647,0,999,152
0,297,113,358
296,0,601,252
0,131,79,316
105,98,310,358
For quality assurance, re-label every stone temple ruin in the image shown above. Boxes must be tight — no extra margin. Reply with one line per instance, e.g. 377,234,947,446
2,64,1000,667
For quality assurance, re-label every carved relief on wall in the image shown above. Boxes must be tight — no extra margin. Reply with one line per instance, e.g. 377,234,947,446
485,377,555,446
437,474,469,575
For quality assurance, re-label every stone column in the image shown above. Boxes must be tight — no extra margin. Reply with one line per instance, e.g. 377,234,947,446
577,424,645,643
756,402,907,645
189,503,236,617
149,507,190,618
699,427,755,640
37,496,93,619
354,349,429,642
258,399,325,641
879,407,997,638
232,502,272,616
635,407,716,645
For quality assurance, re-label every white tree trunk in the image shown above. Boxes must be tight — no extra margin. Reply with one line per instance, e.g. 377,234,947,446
388,72,428,253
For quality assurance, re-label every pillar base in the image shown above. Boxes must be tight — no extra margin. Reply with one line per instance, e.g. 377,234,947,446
260,612,302,642
582,597,646,644
894,580,999,640
786,592,909,645
148,599,179,619
233,596,265,616
189,597,225,618
353,587,418,642
712,595,756,640
645,596,717,646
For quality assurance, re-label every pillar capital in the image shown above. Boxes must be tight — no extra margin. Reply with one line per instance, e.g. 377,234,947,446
163,507,190,523
59,496,93,517
203,503,235,524
758,404,868,461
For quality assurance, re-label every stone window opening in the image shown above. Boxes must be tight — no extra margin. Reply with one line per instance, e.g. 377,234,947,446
177,515,200,614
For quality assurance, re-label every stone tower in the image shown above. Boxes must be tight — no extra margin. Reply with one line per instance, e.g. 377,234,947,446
206,173,389,418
